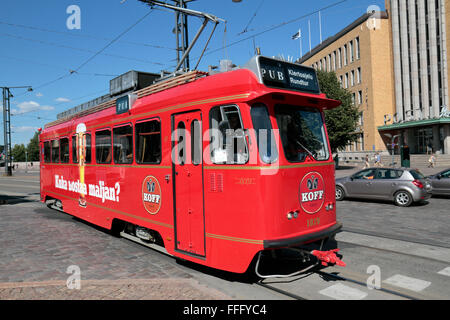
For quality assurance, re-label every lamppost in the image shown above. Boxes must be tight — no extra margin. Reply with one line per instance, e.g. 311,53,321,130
1,86,33,176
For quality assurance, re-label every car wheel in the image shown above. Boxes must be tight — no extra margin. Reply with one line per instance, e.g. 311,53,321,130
335,186,345,201
394,190,413,207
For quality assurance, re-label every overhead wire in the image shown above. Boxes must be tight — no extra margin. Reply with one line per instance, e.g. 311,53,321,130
237,0,265,35
8,8,156,98
72,9,154,73
0,20,175,51
0,33,165,66
165,0,350,69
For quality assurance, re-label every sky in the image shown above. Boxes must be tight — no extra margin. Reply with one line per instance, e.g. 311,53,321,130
0,0,385,147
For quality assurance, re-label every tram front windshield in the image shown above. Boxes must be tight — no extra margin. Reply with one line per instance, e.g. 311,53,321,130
275,105,330,162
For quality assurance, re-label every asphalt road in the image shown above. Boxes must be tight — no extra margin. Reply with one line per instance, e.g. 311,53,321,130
1,168,449,300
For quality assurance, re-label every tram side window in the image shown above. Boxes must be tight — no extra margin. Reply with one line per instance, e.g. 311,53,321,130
72,135,77,163
96,129,112,164
135,120,161,164
250,104,278,164
209,105,248,164
191,119,202,165
72,134,91,164
113,124,133,164
51,140,60,163
60,138,70,163
44,141,51,163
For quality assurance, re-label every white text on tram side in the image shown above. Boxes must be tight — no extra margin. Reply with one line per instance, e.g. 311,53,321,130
54,175,120,203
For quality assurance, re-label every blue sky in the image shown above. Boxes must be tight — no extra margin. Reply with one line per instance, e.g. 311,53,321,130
0,0,385,146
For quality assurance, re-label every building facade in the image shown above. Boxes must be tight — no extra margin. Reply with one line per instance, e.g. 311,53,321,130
380,0,450,155
299,12,396,154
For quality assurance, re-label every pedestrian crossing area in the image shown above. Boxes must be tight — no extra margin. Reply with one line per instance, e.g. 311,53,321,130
318,268,449,300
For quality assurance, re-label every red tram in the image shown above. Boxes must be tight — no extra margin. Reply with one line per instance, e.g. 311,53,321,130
40,56,344,275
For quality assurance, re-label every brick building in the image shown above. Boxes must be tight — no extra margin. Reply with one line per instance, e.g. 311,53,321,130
298,11,395,156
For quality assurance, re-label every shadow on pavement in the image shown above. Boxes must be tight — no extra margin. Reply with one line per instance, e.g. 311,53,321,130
0,194,38,205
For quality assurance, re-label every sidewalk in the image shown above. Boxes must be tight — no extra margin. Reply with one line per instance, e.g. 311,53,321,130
0,278,231,300
335,162,448,178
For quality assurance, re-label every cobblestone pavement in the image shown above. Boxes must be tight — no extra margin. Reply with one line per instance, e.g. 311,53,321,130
0,201,231,300
0,279,229,300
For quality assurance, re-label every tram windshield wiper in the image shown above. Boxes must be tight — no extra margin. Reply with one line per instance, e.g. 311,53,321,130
295,140,316,159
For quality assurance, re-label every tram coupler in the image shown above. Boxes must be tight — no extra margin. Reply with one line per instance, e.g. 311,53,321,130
311,249,346,267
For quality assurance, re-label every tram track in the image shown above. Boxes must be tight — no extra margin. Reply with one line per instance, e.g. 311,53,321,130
256,266,426,300
255,282,308,300
337,239,450,264
342,227,450,249
314,269,421,300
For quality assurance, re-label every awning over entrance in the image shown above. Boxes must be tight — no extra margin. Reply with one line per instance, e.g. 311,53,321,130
378,118,450,131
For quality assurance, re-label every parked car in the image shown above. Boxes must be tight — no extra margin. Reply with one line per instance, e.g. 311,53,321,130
335,167,432,207
427,168,450,196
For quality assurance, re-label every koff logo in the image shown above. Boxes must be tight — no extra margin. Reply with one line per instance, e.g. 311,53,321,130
307,176,319,190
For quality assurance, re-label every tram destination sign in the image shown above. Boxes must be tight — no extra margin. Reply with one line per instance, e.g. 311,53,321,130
257,56,320,94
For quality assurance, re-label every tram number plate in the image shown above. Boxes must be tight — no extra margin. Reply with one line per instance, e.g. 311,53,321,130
116,95,130,114
116,94,137,115
307,217,320,228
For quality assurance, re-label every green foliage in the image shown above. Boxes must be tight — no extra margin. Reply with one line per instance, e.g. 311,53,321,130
11,144,26,162
27,131,40,161
316,70,360,153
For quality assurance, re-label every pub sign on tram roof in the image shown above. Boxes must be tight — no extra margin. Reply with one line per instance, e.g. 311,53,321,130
246,55,321,95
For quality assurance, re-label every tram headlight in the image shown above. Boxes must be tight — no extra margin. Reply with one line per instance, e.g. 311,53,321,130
287,211,299,220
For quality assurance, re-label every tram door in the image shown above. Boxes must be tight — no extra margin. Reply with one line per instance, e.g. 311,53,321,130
172,111,205,256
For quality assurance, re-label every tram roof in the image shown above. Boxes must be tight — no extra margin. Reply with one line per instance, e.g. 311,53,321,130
43,57,340,132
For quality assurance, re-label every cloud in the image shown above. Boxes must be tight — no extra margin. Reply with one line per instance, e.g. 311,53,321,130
12,125,39,133
55,97,71,103
12,101,55,115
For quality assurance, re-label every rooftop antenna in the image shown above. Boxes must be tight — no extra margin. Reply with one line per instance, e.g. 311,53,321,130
138,0,225,74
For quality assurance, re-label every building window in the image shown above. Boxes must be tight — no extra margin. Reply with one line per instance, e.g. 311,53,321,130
338,48,342,69
357,67,361,83
351,70,355,87
343,44,348,66
355,37,360,60
344,73,349,88
332,51,336,71
358,90,363,105
327,54,332,71
349,40,354,63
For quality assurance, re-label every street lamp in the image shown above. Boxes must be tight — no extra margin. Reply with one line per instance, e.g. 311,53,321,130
1,85,32,176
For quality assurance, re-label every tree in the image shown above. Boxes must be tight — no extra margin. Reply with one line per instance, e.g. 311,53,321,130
27,131,40,161
316,70,360,153
11,144,26,162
